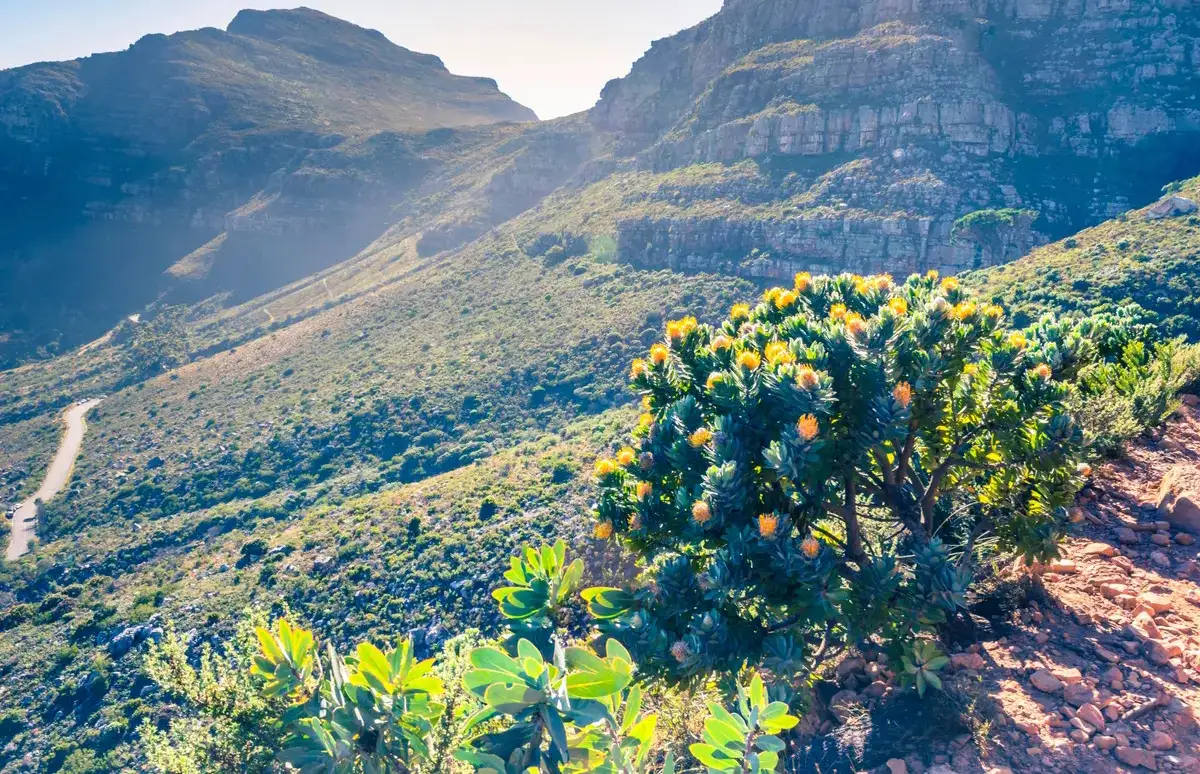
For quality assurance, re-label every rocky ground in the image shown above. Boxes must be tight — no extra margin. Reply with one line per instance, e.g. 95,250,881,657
796,397,1200,774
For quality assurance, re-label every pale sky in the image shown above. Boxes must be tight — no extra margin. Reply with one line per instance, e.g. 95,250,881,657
0,0,724,119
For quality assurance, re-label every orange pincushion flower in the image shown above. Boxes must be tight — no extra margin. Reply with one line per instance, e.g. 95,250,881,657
774,289,798,309
801,537,821,558
952,301,977,321
888,297,909,316
617,447,637,467
854,277,871,296
692,500,713,524
670,640,691,663
764,341,794,365
629,514,643,531
1008,332,1028,349
594,459,617,477
758,513,779,538
926,269,940,281
794,272,812,292
710,334,733,351
630,359,648,378
796,414,820,442
845,313,868,337
665,320,684,341
642,395,654,410
594,521,614,540
983,304,1004,320
688,428,713,448
796,366,820,390
1077,462,1093,478
738,351,762,371
874,274,895,292
829,303,848,321
731,303,751,322
649,344,670,365
893,382,913,409
635,481,653,500
706,372,723,390
1032,363,1053,381
941,277,960,292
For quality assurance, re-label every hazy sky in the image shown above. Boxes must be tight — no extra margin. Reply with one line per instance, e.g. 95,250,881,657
0,0,723,119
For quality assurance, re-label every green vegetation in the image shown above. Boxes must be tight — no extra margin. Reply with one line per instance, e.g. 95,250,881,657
968,177,1200,341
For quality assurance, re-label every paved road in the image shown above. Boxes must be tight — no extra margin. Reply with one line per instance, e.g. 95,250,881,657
5,399,100,561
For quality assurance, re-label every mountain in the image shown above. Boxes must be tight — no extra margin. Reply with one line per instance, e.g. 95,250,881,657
0,7,536,366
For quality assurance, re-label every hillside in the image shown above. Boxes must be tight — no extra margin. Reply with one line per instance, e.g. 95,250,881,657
969,177,1200,341
0,8,537,366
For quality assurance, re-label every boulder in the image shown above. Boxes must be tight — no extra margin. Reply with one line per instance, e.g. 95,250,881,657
1030,669,1064,693
1157,466,1200,534
108,624,163,658
1145,195,1198,220
1115,746,1157,770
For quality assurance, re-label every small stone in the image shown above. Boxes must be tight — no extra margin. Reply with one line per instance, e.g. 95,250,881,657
1113,555,1135,572
1052,667,1083,684
1116,527,1140,544
950,652,985,671
1177,533,1195,546
1148,731,1174,751
1078,703,1106,732
1049,559,1078,574
886,759,908,774
1151,532,1172,546
1095,734,1117,751
1084,542,1116,557
1030,669,1065,693
1144,641,1172,666
1095,645,1121,663
1101,582,1130,599
1138,592,1173,614
1150,551,1171,568
835,657,866,682
1065,682,1097,707
1070,728,1091,743
1115,746,1158,770
1035,632,1050,645
1105,704,1123,722
1132,612,1162,640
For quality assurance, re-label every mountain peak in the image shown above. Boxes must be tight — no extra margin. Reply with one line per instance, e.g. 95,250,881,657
227,7,447,71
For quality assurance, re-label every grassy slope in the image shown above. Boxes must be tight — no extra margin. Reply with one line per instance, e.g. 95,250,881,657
967,177,1200,339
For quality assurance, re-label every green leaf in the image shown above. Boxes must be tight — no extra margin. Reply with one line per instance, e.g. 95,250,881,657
690,743,741,771
483,682,546,714
581,587,636,619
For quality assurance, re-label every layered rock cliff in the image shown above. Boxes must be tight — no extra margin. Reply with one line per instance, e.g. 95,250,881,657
585,0,1200,279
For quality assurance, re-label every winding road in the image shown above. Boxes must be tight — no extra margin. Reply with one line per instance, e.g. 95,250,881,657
5,399,100,561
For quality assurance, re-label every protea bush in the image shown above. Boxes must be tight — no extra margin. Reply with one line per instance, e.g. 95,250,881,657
586,271,1087,684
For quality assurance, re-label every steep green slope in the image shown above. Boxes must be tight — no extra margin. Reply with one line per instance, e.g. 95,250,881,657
968,178,1200,340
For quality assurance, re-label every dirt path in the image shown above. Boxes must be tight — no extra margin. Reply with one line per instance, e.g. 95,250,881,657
5,399,100,561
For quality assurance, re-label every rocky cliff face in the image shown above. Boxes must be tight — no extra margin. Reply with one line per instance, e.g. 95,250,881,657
0,8,537,366
587,0,1200,278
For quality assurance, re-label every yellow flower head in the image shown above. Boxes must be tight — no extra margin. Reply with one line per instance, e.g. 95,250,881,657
830,303,848,321
638,412,654,429
636,481,653,500
796,414,820,442
594,459,617,477
642,395,654,410
774,289,798,310
801,537,821,558
893,382,913,409
796,366,821,390
854,277,871,296
845,313,868,337
670,640,691,664
763,287,784,306
794,272,812,293
1008,331,1028,350
594,521,614,540
706,372,723,390
983,304,1004,320
940,277,960,293
649,344,670,365
963,363,979,376
926,269,940,282
738,350,762,371
688,428,713,448
665,320,684,341
710,334,733,352
952,301,977,321
758,513,780,539
764,341,794,366
874,274,895,292
1032,363,1053,381
617,447,637,467
692,500,713,524
888,297,909,316
731,303,751,322
630,359,648,379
